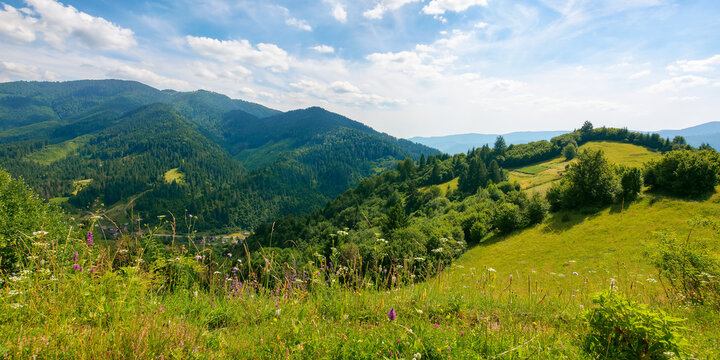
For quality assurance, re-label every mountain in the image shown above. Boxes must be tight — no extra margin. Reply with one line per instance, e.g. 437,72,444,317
410,131,568,154
0,80,438,232
655,121,720,150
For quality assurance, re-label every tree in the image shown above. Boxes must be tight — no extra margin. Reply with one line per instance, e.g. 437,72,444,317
563,143,578,160
382,203,409,234
419,154,426,169
547,150,619,210
488,160,503,184
644,150,719,197
580,121,594,134
494,136,507,156
494,202,523,234
618,166,643,202
672,136,687,145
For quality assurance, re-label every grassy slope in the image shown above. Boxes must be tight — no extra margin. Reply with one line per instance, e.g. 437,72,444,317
23,135,91,165
3,142,718,359
509,141,661,195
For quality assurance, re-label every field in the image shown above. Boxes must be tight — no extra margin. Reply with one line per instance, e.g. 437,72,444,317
164,168,186,184
509,141,662,195
419,177,458,196
24,135,91,165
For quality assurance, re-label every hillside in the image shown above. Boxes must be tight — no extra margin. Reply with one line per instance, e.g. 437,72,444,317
0,80,438,231
656,121,720,150
410,130,568,154
509,141,661,195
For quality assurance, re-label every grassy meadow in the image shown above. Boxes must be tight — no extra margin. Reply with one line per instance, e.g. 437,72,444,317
509,141,662,195
1,141,718,359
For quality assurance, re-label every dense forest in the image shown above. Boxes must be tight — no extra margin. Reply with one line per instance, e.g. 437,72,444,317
0,80,437,231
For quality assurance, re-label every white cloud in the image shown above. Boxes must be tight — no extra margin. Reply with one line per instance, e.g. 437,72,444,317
286,17,312,31
310,45,335,54
106,65,190,90
645,75,711,93
629,70,651,79
192,61,251,80
474,21,489,29
0,61,57,80
0,4,38,43
667,54,720,73
290,79,405,107
3,0,137,50
323,0,347,23
422,0,489,15
363,0,421,20
186,36,291,72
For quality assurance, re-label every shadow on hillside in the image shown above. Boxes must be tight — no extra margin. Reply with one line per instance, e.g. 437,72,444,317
540,210,602,234
642,188,717,203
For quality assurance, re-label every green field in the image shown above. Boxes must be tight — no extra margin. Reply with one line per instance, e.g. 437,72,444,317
509,141,661,195
24,135,91,165
419,177,458,195
164,168,186,184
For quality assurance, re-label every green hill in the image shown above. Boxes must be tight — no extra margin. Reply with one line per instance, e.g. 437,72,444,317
509,141,661,195
0,81,438,232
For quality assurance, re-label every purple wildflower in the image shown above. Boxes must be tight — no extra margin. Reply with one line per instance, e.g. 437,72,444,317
388,307,396,321
86,231,94,246
73,264,82,271
73,251,78,262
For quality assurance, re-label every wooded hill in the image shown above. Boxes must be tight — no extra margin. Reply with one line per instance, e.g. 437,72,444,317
0,80,438,231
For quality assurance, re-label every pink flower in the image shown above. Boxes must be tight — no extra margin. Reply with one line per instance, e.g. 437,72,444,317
388,307,396,321
73,264,83,271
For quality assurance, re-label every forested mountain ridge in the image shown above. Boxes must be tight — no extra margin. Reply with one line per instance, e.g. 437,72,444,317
0,80,439,232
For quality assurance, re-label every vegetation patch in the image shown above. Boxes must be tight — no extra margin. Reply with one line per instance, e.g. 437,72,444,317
23,135,90,165
164,168,186,184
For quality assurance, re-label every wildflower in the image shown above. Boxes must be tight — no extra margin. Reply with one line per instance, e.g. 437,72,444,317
73,252,78,263
388,307,396,321
487,267,496,272
227,253,232,257
434,323,440,328
646,278,658,283
89,268,96,274
572,272,579,276
195,255,203,261
414,353,422,359
10,303,23,309
32,231,48,237
87,231,94,247
460,331,465,335
431,247,444,253
7,290,22,296
73,264,83,271
119,249,129,254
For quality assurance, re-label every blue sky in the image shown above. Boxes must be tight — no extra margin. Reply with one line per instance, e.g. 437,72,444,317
1,0,719,137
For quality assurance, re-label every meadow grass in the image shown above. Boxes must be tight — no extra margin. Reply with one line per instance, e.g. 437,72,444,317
2,189,718,359
419,178,459,196
164,168,186,185
509,141,661,195
24,135,91,165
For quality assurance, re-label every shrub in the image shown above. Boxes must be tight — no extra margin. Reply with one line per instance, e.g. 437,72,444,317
618,166,643,202
583,291,685,359
0,168,70,271
563,143,577,160
647,220,720,307
493,202,523,234
524,193,549,225
547,150,619,211
644,150,720,197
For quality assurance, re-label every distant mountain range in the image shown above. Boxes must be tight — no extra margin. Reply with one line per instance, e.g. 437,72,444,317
410,123,720,154
0,80,437,231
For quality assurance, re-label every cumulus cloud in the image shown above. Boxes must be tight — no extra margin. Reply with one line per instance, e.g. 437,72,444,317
323,0,347,23
0,4,38,43
310,45,335,54
422,0,489,15
0,61,58,80
106,65,190,90
667,54,720,73
363,0,421,20
286,17,312,31
645,75,711,93
0,0,137,50
629,70,651,79
290,79,405,107
186,36,291,72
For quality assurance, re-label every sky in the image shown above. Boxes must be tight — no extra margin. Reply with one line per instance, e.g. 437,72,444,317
0,0,719,137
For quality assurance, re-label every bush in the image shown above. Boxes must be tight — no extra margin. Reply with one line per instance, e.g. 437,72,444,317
647,221,720,307
493,202,523,234
563,143,577,160
524,193,549,225
0,168,70,271
618,166,643,202
644,150,720,197
547,150,619,211
583,291,685,359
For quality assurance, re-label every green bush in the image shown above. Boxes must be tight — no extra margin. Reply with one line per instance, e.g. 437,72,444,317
583,291,685,359
547,150,619,211
0,168,70,271
644,150,720,197
618,166,643,202
524,193,549,225
647,221,720,307
563,143,577,160
493,202,523,234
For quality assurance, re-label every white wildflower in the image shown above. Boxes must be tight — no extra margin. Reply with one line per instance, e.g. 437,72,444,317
10,303,23,309
487,267,496,272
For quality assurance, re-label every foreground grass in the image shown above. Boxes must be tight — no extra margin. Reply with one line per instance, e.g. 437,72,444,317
2,191,718,359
